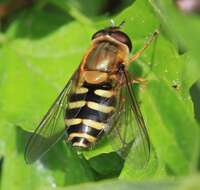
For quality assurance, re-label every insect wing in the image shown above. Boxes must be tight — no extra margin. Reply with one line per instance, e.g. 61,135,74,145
108,70,150,169
124,71,150,168
24,73,76,164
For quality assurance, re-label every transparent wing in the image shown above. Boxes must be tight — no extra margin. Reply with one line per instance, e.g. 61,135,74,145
108,70,150,169
24,72,77,164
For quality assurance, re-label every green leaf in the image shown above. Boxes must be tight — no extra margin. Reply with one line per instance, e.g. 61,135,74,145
149,0,200,78
88,152,124,179
0,0,200,189
55,179,178,190
41,175,200,190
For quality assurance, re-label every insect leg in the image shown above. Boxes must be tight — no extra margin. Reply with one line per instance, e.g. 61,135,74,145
121,73,147,90
128,30,159,64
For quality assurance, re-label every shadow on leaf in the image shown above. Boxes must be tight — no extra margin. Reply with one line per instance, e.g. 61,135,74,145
11,5,73,39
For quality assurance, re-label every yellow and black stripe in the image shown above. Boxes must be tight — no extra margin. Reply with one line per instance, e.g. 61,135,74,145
65,81,116,148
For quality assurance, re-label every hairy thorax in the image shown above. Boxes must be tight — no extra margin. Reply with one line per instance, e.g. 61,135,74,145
80,37,129,84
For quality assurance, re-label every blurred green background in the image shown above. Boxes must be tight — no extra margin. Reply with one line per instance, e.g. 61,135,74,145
0,0,200,189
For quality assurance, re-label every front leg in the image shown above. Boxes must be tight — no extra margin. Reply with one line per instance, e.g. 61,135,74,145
128,30,159,65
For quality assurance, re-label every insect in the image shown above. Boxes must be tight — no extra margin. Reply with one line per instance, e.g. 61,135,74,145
25,21,159,167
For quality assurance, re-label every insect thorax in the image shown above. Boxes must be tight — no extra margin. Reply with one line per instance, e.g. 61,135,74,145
84,38,129,73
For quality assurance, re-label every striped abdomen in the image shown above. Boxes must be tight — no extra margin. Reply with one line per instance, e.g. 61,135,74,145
65,81,116,148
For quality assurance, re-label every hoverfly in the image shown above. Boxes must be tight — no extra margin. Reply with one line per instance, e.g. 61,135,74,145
25,21,159,167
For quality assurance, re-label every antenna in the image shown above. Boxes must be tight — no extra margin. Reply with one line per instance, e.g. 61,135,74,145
110,19,115,27
118,20,126,28
109,19,126,28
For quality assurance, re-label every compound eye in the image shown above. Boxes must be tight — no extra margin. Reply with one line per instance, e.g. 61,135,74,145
110,31,132,51
91,28,132,51
91,30,105,40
